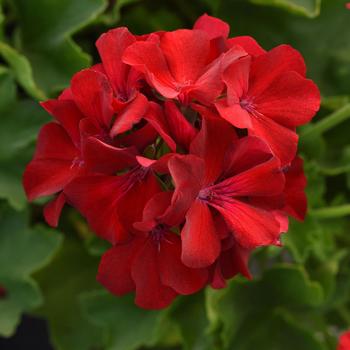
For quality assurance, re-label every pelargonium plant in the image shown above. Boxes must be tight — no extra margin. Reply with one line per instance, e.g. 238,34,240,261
23,14,320,309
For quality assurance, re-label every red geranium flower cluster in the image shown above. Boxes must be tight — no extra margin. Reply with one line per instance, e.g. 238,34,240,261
23,15,320,309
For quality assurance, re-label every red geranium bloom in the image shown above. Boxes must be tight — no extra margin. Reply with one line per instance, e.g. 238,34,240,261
164,108,286,268
215,47,320,165
97,192,208,309
338,331,350,350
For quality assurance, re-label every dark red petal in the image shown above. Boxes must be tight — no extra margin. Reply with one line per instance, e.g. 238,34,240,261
160,29,210,83
33,123,78,161
211,199,281,249
97,241,141,296
164,100,197,150
23,159,82,201
82,137,137,174
110,93,149,136
283,156,307,220
181,199,220,268
144,102,176,152
96,27,136,93
163,155,205,226
255,71,320,128
132,239,177,309
140,191,173,223
221,136,272,178
43,192,66,227
250,115,298,166
190,107,237,185
215,100,252,129
123,41,178,98
159,233,208,294
41,99,84,147
249,45,306,97
227,36,265,57
212,157,285,197
64,175,129,243
193,13,230,39
71,69,114,127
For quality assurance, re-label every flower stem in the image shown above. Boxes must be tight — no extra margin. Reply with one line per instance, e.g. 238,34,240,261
301,104,350,139
309,204,350,218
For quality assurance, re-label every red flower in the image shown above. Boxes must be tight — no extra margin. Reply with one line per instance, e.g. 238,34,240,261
165,109,285,268
215,46,320,165
338,331,350,350
23,14,319,309
97,192,208,309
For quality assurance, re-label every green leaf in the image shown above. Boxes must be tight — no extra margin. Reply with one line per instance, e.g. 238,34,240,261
250,0,321,18
81,290,170,350
12,0,107,95
0,204,63,336
34,236,104,350
0,67,16,110
0,42,46,100
207,265,324,350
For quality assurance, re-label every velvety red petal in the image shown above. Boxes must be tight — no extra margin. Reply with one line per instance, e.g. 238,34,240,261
71,69,114,127
163,155,205,226
96,27,136,93
250,115,298,166
41,99,84,147
82,137,137,173
210,199,281,249
255,71,320,128
64,175,129,243
132,239,177,309
159,233,208,294
23,159,82,201
110,93,149,136
215,100,252,129
227,36,265,56
190,107,237,185
139,191,173,223
43,192,66,227
181,199,220,268
97,241,141,296
164,100,197,150
212,157,285,197
123,41,178,98
249,45,306,97
193,13,230,39
160,29,210,83
119,123,158,151
220,136,272,178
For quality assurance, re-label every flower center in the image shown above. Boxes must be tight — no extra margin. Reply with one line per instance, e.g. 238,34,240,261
239,98,256,114
70,157,85,169
151,224,168,243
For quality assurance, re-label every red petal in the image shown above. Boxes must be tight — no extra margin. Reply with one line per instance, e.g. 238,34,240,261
227,36,265,57
212,157,285,197
144,102,176,152
211,199,281,249
96,27,136,93
64,175,129,243
71,69,114,127
164,155,205,226
159,233,208,294
41,99,84,147
250,115,298,166
190,107,237,185
97,241,141,296
132,239,177,309
123,41,178,98
164,100,197,150
110,93,149,136
119,123,158,151
249,45,306,97
215,101,252,129
193,14,230,39
82,137,137,173
255,71,320,128
43,192,66,227
160,29,210,83
181,199,220,268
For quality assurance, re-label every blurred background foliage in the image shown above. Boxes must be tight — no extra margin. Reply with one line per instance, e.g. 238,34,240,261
0,0,350,349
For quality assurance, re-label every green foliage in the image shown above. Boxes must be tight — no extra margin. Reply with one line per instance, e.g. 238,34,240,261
0,0,349,348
